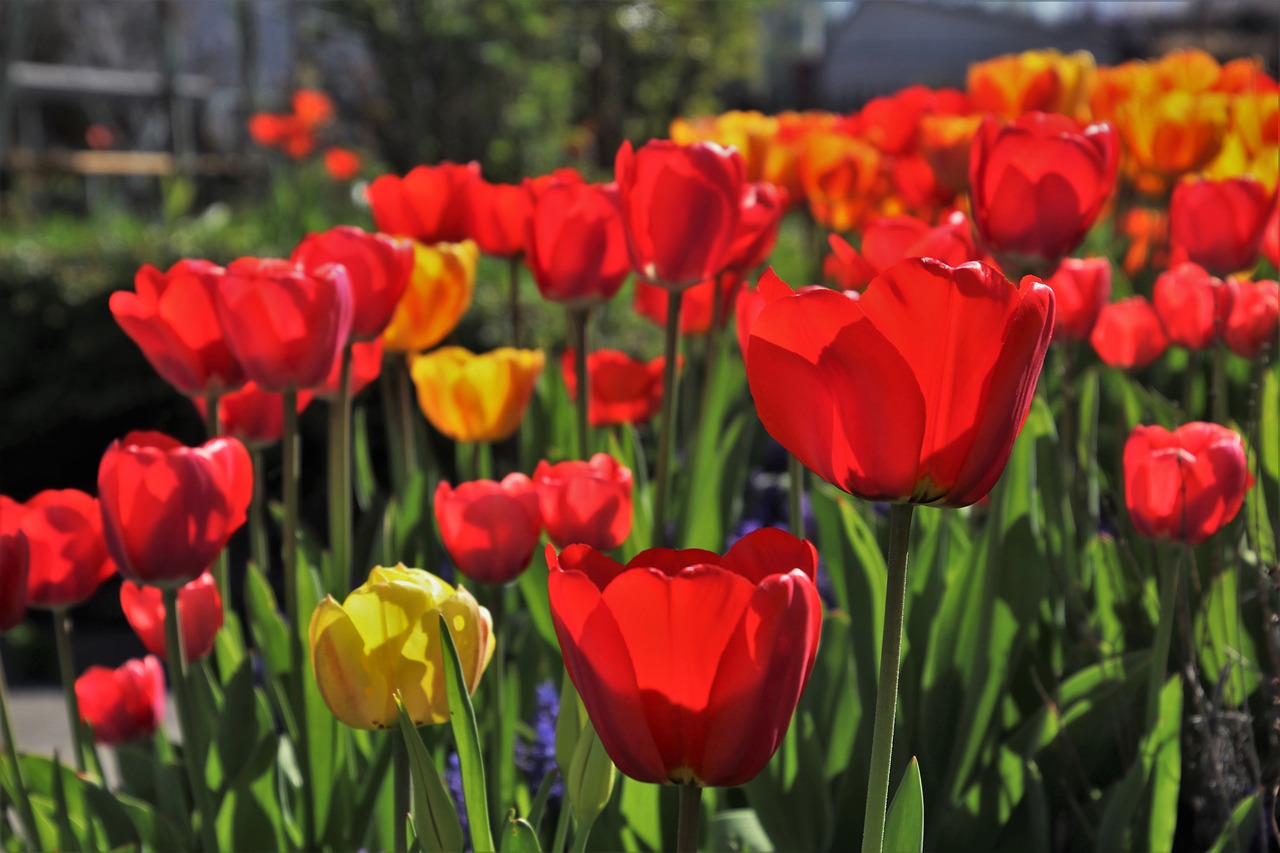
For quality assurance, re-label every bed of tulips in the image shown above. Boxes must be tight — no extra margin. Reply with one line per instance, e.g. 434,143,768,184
1,44,1279,853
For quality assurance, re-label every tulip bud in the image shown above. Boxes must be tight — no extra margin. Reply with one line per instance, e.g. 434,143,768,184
567,720,617,827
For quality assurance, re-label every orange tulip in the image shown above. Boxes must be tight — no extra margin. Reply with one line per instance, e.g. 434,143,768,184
381,241,478,354
801,129,885,233
408,347,545,443
967,52,1062,119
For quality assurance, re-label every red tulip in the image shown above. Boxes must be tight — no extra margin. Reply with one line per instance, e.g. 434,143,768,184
1169,176,1274,276
292,226,414,342
746,258,1054,507
634,273,741,336
615,140,745,288
1124,422,1251,545
525,180,631,306
323,147,362,181
434,474,542,585
969,112,1118,271
98,431,252,587
0,513,28,631
560,349,668,427
315,339,383,401
548,526,822,786
534,454,633,551
16,490,115,609
1045,257,1112,342
1223,278,1279,359
1152,262,1232,350
120,571,224,663
215,257,353,392
737,270,831,361
469,178,530,257
368,161,480,245
1264,203,1279,269
192,382,314,449
75,656,166,746
111,260,246,396
725,182,789,273
823,211,981,292
1091,297,1171,369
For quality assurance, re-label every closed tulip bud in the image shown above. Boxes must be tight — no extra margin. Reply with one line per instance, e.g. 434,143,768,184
1045,257,1112,342
567,721,617,826
1124,422,1251,545
1265,204,1279,269
1222,278,1279,359
381,241,478,355
1169,176,1274,277
560,349,669,428
468,178,531,258
292,226,414,342
1091,297,1171,370
215,257,353,392
534,454,633,551
14,490,115,609
525,180,631,306
0,524,28,632
98,431,252,587
120,571,224,663
409,347,544,443
368,161,480,245
309,565,494,729
434,475,542,585
111,260,246,396
75,656,166,745
323,147,362,181
192,381,314,450
1152,262,1232,350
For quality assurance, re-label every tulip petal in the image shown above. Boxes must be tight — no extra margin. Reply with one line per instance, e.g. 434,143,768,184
310,598,395,729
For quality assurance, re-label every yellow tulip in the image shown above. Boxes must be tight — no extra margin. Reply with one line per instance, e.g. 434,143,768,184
382,240,479,354
309,564,494,729
1116,89,1230,181
967,51,1063,119
409,346,545,443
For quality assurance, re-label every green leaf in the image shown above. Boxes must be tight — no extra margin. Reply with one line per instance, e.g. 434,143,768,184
353,404,378,511
244,562,290,680
213,609,247,682
883,757,923,853
708,808,775,852
1207,792,1260,853
498,810,543,852
517,564,558,650
1259,368,1279,482
396,698,465,853
1195,568,1260,707
439,614,496,852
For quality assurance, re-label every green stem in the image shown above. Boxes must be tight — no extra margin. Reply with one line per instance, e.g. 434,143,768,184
475,441,494,483
652,289,685,548
282,388,314,851
396,357,421,483
676,783,702,853
488,586,509,825
52,608,87,773
1211,342,1228,425
550,794,572,853
569,816,599,853
162,587,220,852
860,503,916,853
1145,546,1182,730
393,732,409,853
203,391,233,620
509,255,523,348
382,358,407,497
789,455,806,540
249,449,271,574
0,648,41,847
571,308,591,459
328,344,354,596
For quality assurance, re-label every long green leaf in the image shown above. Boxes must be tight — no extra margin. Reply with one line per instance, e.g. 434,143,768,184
498,811,543,852
884,757,923,853
396,698,465,853
438,614,496,852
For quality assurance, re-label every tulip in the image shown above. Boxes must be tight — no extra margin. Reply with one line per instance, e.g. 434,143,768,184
1222,278,1279,359
323,147,362,181
919,113,984,196
1124,422,1251,545
0,524,28,632
560,349,668,428
367,161,480,245
1265,203,1280,269
110,259,246,396
1120,207,1170,276
74,656,166,746
120,571,224,663
248,113,315,159
525,180,631,306
469,178,530,258
725,182,788,273
615,140,745,288
534,454,633,551
191,381,314,449
1045,257,1112,342
408,346,545,443
737,270,831,362
969,112,1118,272
547,526,822,786
800,129,885,233
1169,176,1274,276
98,431,253,587
215,257,353,392
1115,90,1230,181
669,110,778,184
292,226,414,342
1090,297,1171,370
967,51,1063,119
746,259,1053,508
291,89,335,127
434,475,542,585
310,564,494,728
315,339,383,401
823,211,981,293
381,240,478,355
634,274,741,336
1152,263,1232,351
15,490,115,609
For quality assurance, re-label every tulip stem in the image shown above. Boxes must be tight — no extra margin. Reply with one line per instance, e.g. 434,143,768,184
328,344,354,596
162,587,219,852
550,792,572,853
51,607,88,773
509,255,523,348
652,289,685,548
0,648,41,848
203,390,234,622
1145,545,1183,731
676,783,702,853
789,455,806,539
860,503,915,853
397,358,420,479
1211,342,1228,426
249,449,271,574
488,586,510,828
570,308,591,459
393,732,409,853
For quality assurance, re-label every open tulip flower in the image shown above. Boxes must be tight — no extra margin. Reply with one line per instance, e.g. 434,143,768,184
74,656,166,746
1124,422,1251,545
1222,277,1279,358
525,179,631,306
381,240,478,355
434,475,543,585
111,259,246,397
10,490,115,609
120,571,224,663
969,112,1118,273
409,346,545,443
1169,176,1274,276
1152,262,1232,350
1045,257,1112,342
98,431,252,587
368,161,480,245
291,226,414,342
1091,296,1171,369
725,181,788,273
310,565,494,729
535,454,633,551
560,348,669,428
0,522,28,632
746,258,1054,507
823,211,981,292
548,527,822,787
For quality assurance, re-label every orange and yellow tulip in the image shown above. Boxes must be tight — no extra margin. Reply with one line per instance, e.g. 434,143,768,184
409,346,545,443
381,240,478,355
